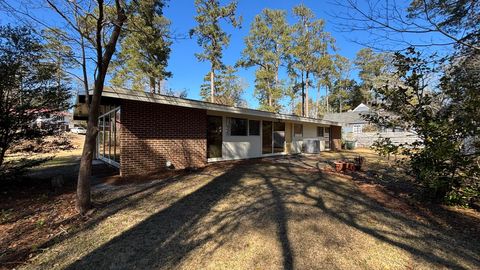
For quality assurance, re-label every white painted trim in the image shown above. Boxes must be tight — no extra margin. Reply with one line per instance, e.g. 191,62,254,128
98,155,120,168
99,106,121,118
261,152,287,157
207,152,287,163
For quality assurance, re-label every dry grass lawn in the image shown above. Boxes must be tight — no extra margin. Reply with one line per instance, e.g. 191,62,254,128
18,149,480,270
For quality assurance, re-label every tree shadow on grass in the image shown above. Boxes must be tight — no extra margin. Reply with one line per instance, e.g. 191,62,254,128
64,163,252,270
275,158,480,269
43,157,480,270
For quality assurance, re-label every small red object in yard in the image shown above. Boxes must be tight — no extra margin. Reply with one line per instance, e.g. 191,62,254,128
334,161,344,172
344,163,350,171
347,163,356,171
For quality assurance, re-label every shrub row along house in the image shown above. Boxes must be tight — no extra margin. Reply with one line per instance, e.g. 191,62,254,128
74,87,342,177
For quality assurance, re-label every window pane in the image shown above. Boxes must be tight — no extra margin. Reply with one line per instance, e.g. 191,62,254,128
317,127,324,137
114,109,121,162
207,116,223,158
98,117,104,157
104,114,110,158
262,121,273,154
273,122,285,153
230,117,248,136
249,120,260,135
294,124,303,137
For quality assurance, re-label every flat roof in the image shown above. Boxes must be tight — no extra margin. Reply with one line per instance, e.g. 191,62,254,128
85,87,341,126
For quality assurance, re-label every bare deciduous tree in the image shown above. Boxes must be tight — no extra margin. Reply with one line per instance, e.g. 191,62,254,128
0,0,127,213
331,0,479,52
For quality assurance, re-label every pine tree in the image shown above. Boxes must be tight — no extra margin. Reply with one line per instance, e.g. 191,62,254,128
200,66,246,106
354,48,392,105
111,0,172,93
289,4,335,117
237,9,290,112
330,79,357,112
42,28,77,87
191,0,241,103
0,26,71,169
324,54,350,113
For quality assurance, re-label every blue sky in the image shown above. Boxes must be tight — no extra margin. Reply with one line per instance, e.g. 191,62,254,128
1,0,428,110
163,0,366,109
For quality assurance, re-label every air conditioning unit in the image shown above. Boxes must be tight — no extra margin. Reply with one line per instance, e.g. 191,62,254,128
303,139,320,153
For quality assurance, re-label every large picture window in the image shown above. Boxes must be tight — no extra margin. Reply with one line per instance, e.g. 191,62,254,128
294,124,303,137
230,117,248,136
249,120,260,135
317,126,324,137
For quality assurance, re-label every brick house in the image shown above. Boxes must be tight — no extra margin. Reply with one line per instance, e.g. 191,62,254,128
75,87,342,177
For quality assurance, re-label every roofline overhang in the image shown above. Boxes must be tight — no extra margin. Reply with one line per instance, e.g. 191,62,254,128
89,89,341,126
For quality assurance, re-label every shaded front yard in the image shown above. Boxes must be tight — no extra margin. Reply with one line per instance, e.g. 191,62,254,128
18,150,480,269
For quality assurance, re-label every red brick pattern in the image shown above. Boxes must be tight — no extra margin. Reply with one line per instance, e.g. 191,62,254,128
330,125,342,151
119,100,207,177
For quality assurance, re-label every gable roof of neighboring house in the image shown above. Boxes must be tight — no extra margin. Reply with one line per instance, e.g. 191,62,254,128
323,103,373,125
323,111,370,125
75,87,341,126
352,103,370,112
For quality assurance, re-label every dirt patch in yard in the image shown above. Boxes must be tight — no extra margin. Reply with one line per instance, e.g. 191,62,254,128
0,192,81,270
0,158,119,270
0,134,113,270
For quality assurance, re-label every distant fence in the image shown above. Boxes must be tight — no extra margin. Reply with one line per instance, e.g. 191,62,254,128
348,132,421,148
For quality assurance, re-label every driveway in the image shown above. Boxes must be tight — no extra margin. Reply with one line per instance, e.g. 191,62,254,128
21,153,480,270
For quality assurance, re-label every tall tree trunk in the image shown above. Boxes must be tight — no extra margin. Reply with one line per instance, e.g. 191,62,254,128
76,0,126,214
210,68,215,103
273,59,280,110
149,77,156,94
315,84,320,118
325,84,329,113
305,72,309,117
301,71,305,117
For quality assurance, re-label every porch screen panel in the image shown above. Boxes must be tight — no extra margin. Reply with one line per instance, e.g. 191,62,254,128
114,109,121,162
98,117,104,156
97,107,121,166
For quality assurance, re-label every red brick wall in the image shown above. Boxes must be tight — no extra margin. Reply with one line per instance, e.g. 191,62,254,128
330,125,342,151
120,100,207,177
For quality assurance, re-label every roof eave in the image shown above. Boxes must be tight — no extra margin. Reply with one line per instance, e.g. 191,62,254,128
88,89,341,126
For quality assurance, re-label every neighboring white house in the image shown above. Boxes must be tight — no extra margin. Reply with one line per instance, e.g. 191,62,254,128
35,111,71,131
324,103,420,147
323,103,372,134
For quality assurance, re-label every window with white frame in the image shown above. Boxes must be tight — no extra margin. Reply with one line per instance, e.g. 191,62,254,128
352,124,363,133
